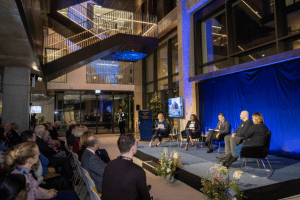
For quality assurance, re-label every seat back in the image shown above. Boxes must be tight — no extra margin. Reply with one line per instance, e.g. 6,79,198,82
241,131,271,159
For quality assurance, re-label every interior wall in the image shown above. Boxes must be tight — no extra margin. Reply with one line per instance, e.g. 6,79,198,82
32,100,55,123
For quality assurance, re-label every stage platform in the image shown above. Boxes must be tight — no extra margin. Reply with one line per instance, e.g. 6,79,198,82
134,141,300,200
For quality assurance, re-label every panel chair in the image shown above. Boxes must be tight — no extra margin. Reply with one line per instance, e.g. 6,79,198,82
213,126,231,154
151,126,171,147
240,131,273,178
180,129,201,148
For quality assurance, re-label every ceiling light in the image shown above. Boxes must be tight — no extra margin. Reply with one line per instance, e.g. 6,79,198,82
94,76,97,79
262,54,265,57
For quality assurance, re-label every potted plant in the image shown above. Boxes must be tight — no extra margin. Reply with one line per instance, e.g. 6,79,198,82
201,164,247,200
154,148,183,182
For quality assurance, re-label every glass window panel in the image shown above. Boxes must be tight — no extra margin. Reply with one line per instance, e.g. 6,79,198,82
172,37,178,74
232,0,275,53
234,43,276,64
172,76,179,88
202,10,227,64
158,78,168,91
146,83,154,93
146,54,154,83
287,8,300,35
51,75,67,83
157,44,168,79
282,35,300,52
86,60,133,84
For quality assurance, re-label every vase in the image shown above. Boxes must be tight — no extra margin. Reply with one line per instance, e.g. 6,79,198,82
164,175,175,183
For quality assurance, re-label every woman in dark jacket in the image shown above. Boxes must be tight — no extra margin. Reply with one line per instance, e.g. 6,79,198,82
149,113,169,147
183,114,200,151
218,112,269,167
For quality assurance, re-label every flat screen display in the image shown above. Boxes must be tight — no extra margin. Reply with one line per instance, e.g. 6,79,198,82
168,97,183,117
31,106,42,114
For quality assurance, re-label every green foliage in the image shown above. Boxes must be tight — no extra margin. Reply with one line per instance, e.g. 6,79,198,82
147,92,164,126
154,148,183,180
201,164,247,200
119,99,128,113
38,116,45,124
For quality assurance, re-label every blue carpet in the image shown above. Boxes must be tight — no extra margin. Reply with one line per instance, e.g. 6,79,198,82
138,141,300,190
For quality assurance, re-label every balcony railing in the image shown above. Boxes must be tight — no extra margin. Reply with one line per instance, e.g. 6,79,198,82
43,3,158,64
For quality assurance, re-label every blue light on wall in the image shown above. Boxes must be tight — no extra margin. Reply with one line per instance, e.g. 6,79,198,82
112,51,147,61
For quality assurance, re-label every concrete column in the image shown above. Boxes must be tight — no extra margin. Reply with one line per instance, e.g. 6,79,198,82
134,60,143,132
2,67,30,132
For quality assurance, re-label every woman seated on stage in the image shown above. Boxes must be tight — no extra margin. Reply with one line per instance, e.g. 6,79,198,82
183,114,200,151
218,112,269,168
149,113,168,147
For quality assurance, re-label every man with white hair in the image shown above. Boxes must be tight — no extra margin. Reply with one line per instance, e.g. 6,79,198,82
34,125,73,178
216,111,253,162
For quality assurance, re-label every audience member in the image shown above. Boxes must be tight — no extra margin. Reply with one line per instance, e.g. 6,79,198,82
81,135,106,193
34,126,73,178
216,111,253,162
78,131,110,163
183,114,200,151
0,173,28,200
4,123,18,146
205,113,230,153
72,125,88,154
5,142,58,199
149,113,168,147
10,123,22,144
67,125,76,147
102,134,151,200
51,121,61,140
66,121,76,139
218,113,269,167
0,127,11,152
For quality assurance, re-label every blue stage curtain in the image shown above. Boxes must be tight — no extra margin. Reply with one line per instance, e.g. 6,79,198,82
198,58,300,157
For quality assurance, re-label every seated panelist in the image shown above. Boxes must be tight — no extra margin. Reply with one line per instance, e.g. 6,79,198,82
149,113,168,147
182,114,200,151
205,113,230,153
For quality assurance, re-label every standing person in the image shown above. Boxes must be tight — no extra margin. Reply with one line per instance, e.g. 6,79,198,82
117,109,126,135
31,114,37,129
102,134,151,200
183,114,200,151
217,111,253,162
149,113,168,147
205,113,230,153
5,142,58,199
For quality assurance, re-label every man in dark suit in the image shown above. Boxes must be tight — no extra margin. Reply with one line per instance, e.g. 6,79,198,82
102,134,151,200
217,111,253,162
10,123,22,143
34,125,73,178
81,135,106,193
117,109,126,135
205,113,230,153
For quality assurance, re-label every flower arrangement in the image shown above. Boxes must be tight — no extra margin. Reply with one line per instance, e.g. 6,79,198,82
201,164,247,200
154,148,183,181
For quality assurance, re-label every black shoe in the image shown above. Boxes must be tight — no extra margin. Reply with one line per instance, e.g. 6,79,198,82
225,156,238,168
207,149,213,153
147,185,152,191
216,157,224,163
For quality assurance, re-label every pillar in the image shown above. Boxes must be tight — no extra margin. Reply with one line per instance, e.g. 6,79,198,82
2,67,30,132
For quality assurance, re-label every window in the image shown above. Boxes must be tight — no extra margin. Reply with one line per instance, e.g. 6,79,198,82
51,75,67,83
146,54,154,83
202,10,227,64
86,60,133,84
157,44,168,79
172,37,178,74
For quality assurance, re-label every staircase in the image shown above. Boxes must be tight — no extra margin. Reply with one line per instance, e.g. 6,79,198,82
43,3,158,81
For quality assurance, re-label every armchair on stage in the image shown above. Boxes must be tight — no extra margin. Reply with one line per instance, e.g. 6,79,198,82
240,131,272,173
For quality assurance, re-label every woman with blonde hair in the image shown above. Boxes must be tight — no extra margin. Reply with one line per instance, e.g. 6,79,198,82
5,142,58,199
149,113,169,147
78,131,94,161
218,112,269,168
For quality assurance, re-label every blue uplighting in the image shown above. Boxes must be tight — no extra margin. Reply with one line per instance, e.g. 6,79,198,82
112,51,147,61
